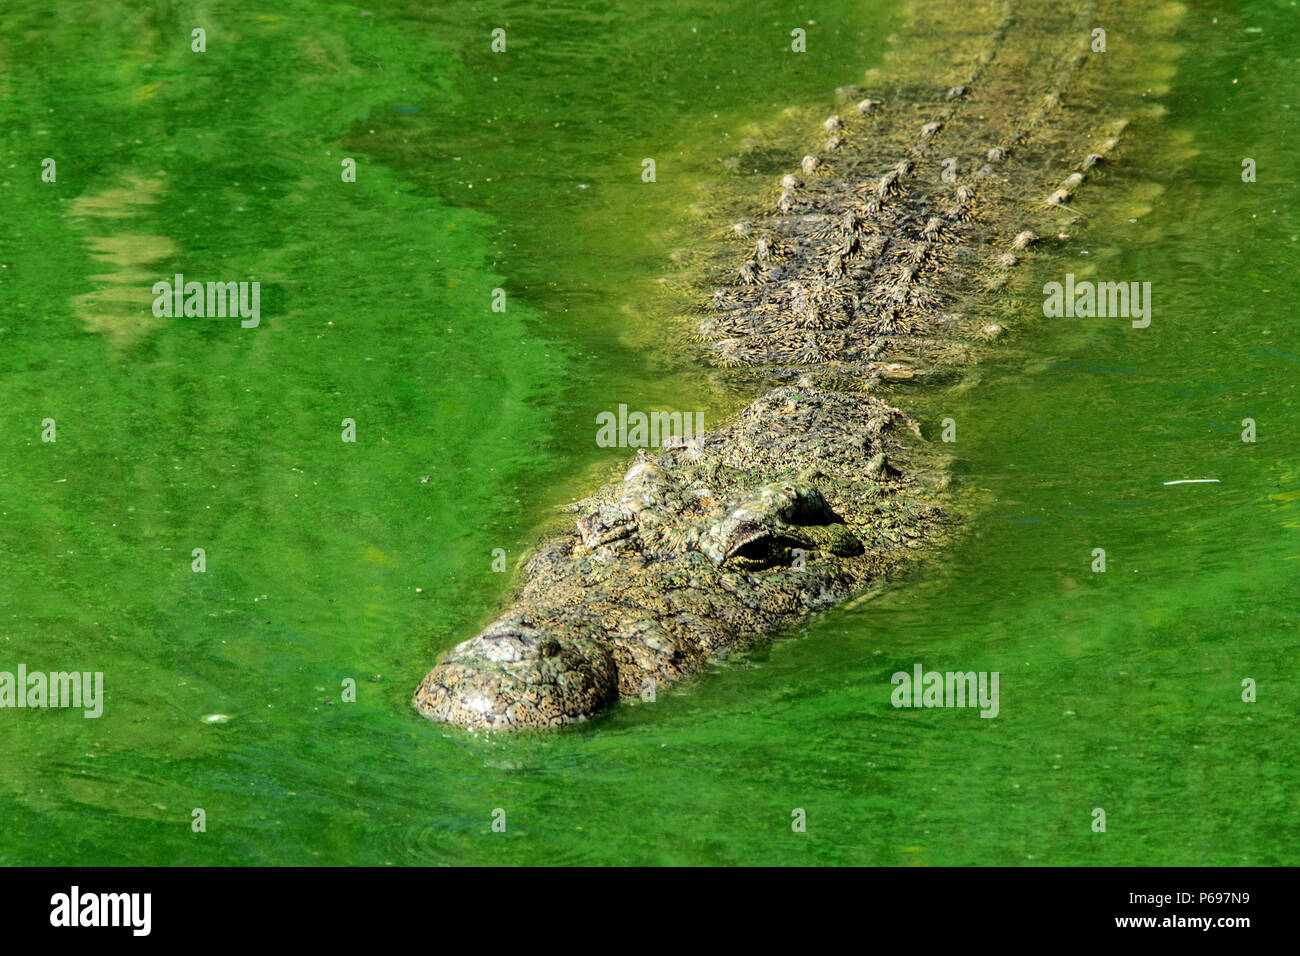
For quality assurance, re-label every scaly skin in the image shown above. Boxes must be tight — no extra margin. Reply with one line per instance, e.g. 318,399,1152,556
416,0,1182,729
417,387,941,728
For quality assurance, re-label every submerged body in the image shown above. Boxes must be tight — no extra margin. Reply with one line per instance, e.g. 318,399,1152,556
416,0,1179,729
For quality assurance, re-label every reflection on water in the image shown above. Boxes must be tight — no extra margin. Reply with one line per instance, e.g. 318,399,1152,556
69,174,176,344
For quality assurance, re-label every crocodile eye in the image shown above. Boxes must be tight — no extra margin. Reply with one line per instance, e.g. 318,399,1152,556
722,523,812,568
724,522,773,563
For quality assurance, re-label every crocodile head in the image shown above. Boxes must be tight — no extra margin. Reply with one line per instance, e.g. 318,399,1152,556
414,472,865,730
414,386,930,731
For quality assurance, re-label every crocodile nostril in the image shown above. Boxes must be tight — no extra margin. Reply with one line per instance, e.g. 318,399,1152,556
478,628,544,663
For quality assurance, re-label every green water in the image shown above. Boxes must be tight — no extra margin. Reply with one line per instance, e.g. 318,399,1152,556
1,0,1296,865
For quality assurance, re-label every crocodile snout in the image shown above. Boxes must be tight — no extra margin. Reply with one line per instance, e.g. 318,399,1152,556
463,624,561,663
416,617,618,730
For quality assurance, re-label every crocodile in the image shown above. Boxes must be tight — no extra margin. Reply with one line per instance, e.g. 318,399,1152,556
415,0,1183,729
